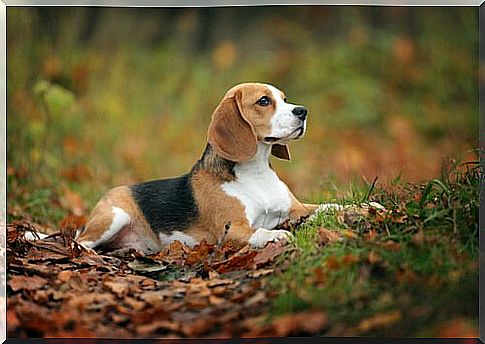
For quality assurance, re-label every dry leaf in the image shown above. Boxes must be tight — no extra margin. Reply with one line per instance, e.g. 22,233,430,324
357,310,402,333
253,240,288,268
317,228,343,245
9,275,48,292
60,187,86,216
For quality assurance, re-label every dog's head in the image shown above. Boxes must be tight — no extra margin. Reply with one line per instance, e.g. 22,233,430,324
207,83,308,162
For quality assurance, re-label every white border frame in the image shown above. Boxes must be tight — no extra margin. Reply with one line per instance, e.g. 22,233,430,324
0,2,482,343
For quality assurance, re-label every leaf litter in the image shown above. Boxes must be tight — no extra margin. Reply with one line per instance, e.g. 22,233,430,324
6,221,298,338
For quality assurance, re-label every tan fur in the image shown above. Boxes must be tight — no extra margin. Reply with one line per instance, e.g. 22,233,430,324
288,191,315,222
221,83,290,160
207,90,258,162
185,169,254,244
77,186,160,248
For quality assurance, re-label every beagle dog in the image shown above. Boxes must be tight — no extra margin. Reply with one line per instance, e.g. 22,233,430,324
76,83,333,253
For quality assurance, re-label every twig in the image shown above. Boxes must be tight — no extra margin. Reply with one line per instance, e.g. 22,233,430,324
452,206,458,235
363,176,378,203
208,221,231,266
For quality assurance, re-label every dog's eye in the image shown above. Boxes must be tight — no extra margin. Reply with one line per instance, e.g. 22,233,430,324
257,96,271,106
284,97,287,103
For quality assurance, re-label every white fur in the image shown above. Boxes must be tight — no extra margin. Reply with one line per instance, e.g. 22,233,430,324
368,201,386,210
265,84,306,142
222,143,292,229
248,228,293,248
24,231,48,241
94,206,132,246
307,201,387,221
79,240,96,249
159,231,198,248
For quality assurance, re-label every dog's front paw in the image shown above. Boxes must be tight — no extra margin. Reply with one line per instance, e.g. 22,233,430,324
248,228,293,249
308,202,386,222
366,201,386,210
307,203,345,221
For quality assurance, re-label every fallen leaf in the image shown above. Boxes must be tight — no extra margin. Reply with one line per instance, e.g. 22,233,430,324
137,320,180,336
367,251,381,264
357,310,402,333
181,318,216,337
212,251,258,274
9,275,48,292
128,257,167,273
253,240,288,268
249,310,327,337
244,291,267,308
60,187,86,216
247,268,274,279
317,228,343,245
208,278,235,288
434,318,478,337
104,279,128,298
185,240,214,266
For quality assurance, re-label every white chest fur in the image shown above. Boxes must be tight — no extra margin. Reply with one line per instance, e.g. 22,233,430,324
221,143,292,229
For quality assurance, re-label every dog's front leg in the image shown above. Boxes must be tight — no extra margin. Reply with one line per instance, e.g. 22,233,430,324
288,191,353,224
287,192,343,221
224,220,292,248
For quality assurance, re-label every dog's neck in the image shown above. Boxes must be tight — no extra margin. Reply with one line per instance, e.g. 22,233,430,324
195,144,236,181
234,143,271,174
195,143,272,181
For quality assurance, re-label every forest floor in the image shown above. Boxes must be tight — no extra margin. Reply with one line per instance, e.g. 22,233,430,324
5,161,480,338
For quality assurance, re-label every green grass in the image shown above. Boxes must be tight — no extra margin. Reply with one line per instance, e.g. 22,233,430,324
7,8,478,214
268,159,480,336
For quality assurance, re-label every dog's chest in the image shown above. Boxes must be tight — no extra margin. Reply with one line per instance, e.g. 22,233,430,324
221,166,292,229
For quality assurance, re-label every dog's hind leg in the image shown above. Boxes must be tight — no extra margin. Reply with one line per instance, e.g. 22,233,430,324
76,186,162,253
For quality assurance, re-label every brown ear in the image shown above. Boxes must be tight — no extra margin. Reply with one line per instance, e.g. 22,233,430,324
271,144,291,161
207,90,257,162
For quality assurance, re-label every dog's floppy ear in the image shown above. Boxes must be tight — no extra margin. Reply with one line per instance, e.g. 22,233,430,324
271,144,291,161
207,90,257,162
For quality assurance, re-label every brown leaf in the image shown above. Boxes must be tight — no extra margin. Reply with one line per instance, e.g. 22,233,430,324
244,291,267,308
131,307,170,326
381,240,401,251
325,255,340,270
139,291,166,305
433,318,478,337
152,240,189,265
106,281,128,298
357,310,402,333
103,277,129,298
60,187,86,216
185,240,214,266
9,275,48,292
247,268,274,279
186,298,209,309
250,310,327,337
253,240,288,268
181,318,216,337
60,164,92,182
209,295,226,306
317,228,343,246
208,278,235,288
367,250,381,264
59,214,86,238
137,320,180,336
342,254,359,266
212,251,258,273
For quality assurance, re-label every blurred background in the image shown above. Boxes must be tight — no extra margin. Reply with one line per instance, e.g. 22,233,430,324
6,7,478,228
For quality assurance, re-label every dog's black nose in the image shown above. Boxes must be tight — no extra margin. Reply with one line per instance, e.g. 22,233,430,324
292,106,307,121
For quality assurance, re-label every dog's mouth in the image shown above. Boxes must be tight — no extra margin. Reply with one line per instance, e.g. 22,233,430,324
264,127,305,143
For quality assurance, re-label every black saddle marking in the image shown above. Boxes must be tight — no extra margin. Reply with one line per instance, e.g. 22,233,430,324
130,173,199,233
